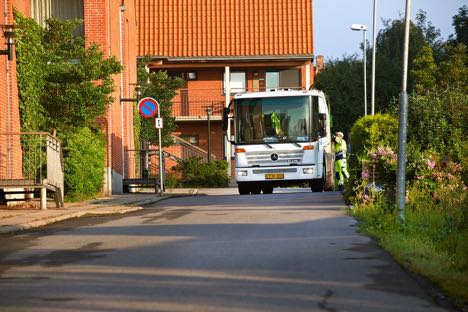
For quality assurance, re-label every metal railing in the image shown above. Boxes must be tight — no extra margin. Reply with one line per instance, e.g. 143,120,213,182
171,99,224,119
0,132,64,209
170,86,304,119
125,136,215,179
171,135,216,163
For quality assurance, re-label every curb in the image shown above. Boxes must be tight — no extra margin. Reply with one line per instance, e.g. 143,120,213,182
0,193,185,235
0,206,144,234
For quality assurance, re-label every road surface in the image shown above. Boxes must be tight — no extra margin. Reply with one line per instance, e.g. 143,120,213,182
0,189,454,311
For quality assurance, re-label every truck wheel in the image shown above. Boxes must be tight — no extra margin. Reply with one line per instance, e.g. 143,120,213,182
262,186,274,194
310,178,324,192
310,165,325,192
251,186,261,194
238,183,249,195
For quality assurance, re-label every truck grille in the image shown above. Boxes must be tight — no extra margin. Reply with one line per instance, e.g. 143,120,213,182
252,168,298,174
245,150,304,166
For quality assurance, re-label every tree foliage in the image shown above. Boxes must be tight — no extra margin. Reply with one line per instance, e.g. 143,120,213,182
41,18,122,131
63,127,106,201
349,114,399,159
449,5,468,48
374,17,427,112
411,44,437,92
437,43,468,92
14,14,122,200
14,12,46,132
314,56,364,135
137,57,184,147
15,15,122,132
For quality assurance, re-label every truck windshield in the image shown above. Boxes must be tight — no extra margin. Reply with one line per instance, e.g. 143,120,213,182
236,96,315,144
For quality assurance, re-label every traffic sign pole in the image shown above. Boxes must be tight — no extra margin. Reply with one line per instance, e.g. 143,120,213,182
158,127,164,195
138,97,164,195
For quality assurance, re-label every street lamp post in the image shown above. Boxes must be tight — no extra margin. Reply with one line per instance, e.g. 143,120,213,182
371,0,377,116
351,24,368,116
396,0,412,222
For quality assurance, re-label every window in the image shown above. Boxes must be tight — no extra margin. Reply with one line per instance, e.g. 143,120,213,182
266,72,279,90
235,96,311,144
31,0,84,35
266,69,301,90
224,71,246,94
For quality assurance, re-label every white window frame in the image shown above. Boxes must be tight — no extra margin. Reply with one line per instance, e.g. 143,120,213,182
224,71,246,94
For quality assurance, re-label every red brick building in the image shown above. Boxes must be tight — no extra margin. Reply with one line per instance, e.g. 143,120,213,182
137,0,316,167
0,1,28,181
0,0,138,195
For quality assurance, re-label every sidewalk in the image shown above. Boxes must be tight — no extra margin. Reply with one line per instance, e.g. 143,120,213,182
0,188,200,234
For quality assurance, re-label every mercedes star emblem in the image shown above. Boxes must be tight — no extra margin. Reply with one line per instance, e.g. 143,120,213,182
270,153,279,161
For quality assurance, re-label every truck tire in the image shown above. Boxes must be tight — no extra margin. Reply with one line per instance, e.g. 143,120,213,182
238,183,250,195
262,185,274,194
310,164,325,192
251,186,261,194
310,178,325,192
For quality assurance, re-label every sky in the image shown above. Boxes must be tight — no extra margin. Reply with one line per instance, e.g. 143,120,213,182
314,0,466,60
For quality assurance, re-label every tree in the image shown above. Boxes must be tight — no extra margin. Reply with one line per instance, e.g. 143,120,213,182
14,14,124,200
416,10,444,62
448,5,468,48
411,44,437,93
437,43,468,92
316,14,432,132
14,12,46,132
315,56,364,136
374,17,426,112
41,18,122,131
137,58,184,147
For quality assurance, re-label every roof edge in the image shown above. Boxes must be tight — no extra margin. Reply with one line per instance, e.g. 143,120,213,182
138,54,315,62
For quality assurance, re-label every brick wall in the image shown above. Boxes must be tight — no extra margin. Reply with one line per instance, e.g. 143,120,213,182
0,0,29,179
173,122,225,161
84,0,138,193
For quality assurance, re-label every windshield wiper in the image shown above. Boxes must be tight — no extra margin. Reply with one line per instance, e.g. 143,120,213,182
264,143,273,149
292,142,301,147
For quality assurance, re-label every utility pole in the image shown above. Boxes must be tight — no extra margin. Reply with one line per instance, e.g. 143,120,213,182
371,0,377,115
396,0,411,222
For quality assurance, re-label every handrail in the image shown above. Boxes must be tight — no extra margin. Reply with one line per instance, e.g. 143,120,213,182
172,135,216,162
0,132,64,208
172,135,216,160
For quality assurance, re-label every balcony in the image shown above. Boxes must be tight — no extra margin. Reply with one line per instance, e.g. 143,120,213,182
171,98,224,121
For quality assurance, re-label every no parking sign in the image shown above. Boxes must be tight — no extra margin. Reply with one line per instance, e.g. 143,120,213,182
138,97,159,118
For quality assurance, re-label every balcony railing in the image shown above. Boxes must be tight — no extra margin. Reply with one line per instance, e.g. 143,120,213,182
171,99,224,120
0,132,64,209
170,86,304,120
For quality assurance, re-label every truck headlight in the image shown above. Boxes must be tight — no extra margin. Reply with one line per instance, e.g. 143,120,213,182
237,170,248,176
303,168,314,175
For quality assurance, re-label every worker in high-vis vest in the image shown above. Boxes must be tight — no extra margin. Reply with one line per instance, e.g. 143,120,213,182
334,132,350,190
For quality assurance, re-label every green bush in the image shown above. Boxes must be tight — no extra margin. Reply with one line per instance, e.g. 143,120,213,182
406,88,468,185
172,157,230,187
349,114,399,160
351,151,468,307
63,127,106,201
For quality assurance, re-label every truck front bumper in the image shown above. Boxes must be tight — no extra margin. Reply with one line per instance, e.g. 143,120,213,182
235,165,319,183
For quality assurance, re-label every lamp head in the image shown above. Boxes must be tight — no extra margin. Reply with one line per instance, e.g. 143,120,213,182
351,24,368,31
0,24,16,61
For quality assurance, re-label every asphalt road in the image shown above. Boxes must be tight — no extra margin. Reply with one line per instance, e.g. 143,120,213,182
0,189,454,312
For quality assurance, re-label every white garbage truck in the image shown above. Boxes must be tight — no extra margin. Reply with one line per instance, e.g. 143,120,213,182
223,90,335,195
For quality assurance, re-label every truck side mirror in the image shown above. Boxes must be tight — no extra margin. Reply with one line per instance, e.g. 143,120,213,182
319,113,327,137
222,107,230,131
223,100,233,131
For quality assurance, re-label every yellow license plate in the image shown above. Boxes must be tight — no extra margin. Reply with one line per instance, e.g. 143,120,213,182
265,173,284,179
